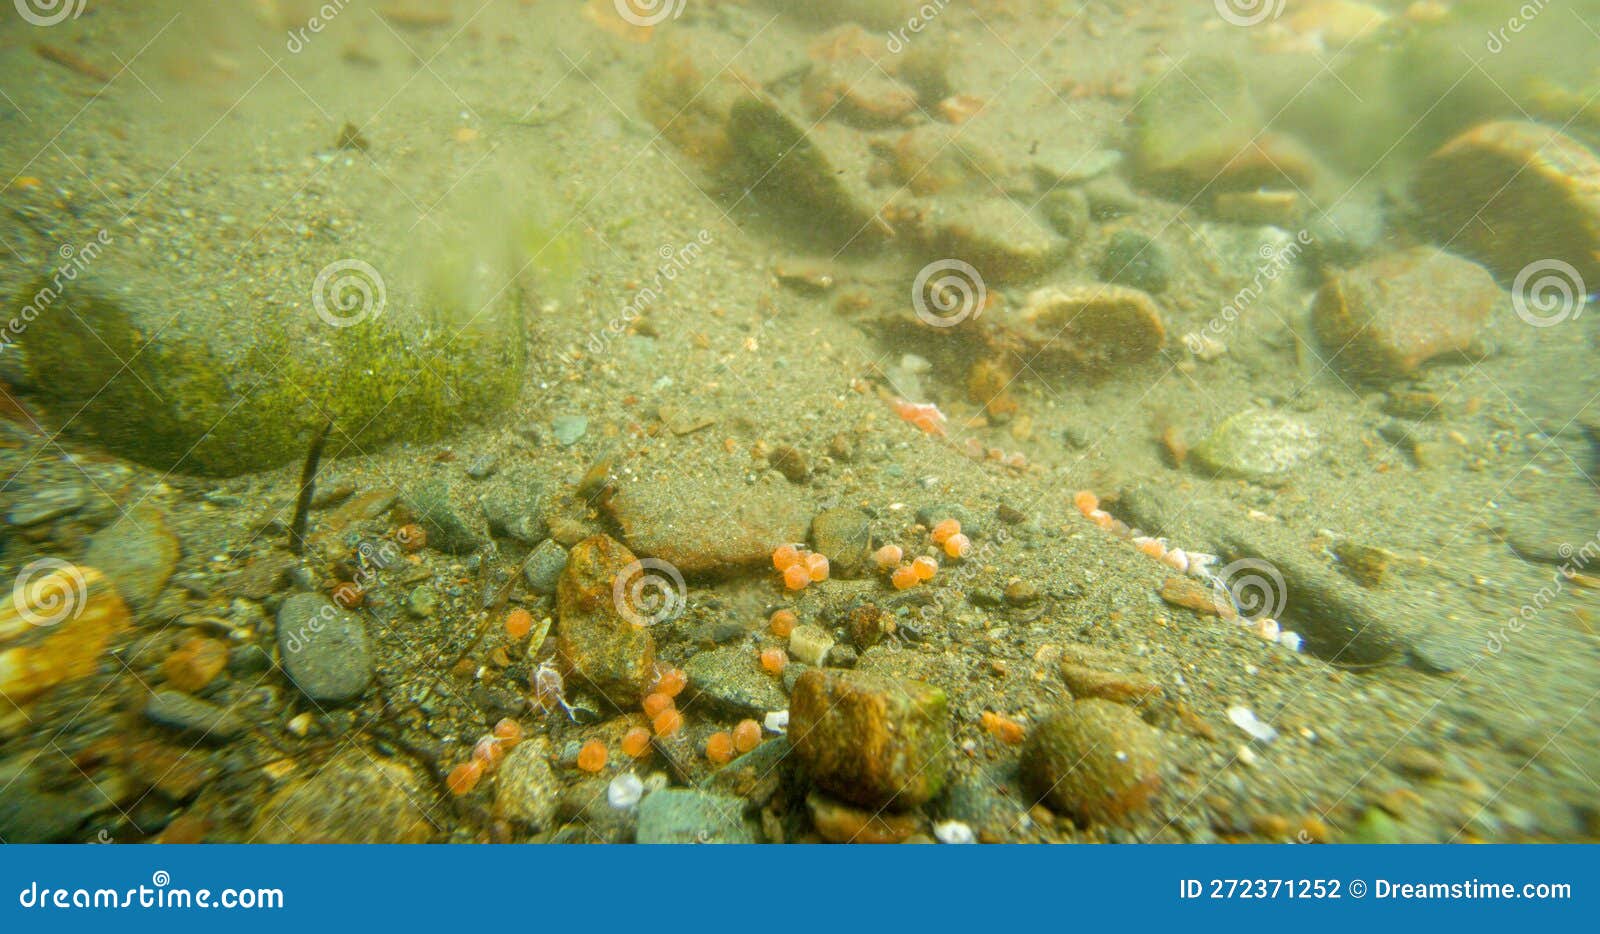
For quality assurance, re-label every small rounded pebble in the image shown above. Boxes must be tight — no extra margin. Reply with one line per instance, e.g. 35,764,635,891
504,607,533,639
981,711,1027,745
1073,490,1098,515
607,772,645,810
705,731,735,765
873,544,903,569
397,523,427,552
642,692,675,719
577,739,608,773
912,556,938,581
621,727,653,758
769,609,797,638
733,719,762,753
652,708,684,738
930,518,961,544
891,564,920,590
943,533,971,559
760,648,788,674
782,563,811,590
772,544,801,571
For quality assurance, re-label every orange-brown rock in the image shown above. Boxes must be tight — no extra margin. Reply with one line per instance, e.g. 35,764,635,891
1,564,129,735
1001,284,1166,376
161,636,228,693
555,535,657,706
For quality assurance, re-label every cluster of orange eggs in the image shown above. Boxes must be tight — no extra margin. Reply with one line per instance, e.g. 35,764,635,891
705,719,764,765
1073,490,1206,576
873,517,973,590
772,544,830,590
446,717,525,796
641,665,687,740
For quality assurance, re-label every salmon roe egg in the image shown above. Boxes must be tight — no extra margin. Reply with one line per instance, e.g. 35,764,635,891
446,760,484,796
981,711,1027,745
891,564,920,590
772,544,802,571
504,607,533,639
769,609,797,638
652,707,684,738
806,552,830,582
1135,537,1166,560
782,563,811,590
705,731,735,765
943,533,971,559
912,555,938,581
760,647,788,674
492,718,524,746
576,739,608,772
873,544,903,569
621,727,652,758
652,666,688,697
1073,490,1099,516
472,735,505,770
642,692,675,719
930,518,961,544
733,719,762,753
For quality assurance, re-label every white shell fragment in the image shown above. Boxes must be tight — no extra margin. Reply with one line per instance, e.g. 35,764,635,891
933,820,976,844
764,709,789,734
607,772,644,810
1277,630,1304,652
1227,705,1279,743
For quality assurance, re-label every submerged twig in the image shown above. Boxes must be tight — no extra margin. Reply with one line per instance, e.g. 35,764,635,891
288,419,333,555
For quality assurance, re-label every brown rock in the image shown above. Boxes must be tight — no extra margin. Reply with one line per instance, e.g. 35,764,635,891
1020,700,1163,824
251,752,435,843
807,791,920,843
555,535,657,706
790,668,948,810
1413,120,1600,284
1312,246,1496,381
0,564,130,735
605,466,810,576
1158,576,1236,619
161,636,228,693
1001,285,1166,376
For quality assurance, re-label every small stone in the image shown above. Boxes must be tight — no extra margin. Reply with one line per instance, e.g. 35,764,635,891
252,751,434,843
1191,409,1319,482
605,464,810,576
1389,745,1446,781
807,790,919,843
399,480,487,555
1098,231,1170,293
1058,662,1162,705
5,484,86,526
405,585,438,618
636,789,758,843
910,196,1070,284
768,444,809,483
555,535,657,706
684,645,787,719
276,593,373,704
0,760,97,842
810,506,873,577
788,623,836,667
790,668,949,810
1082,175,1143,220
550,415,589,446
85,503,179,611
1038,188,1091,238
465,454,499,480
481,479,546,544
1020,700,1162,824
161,637,228,693
522,538,568,595
1004,285,1166,376
493,739,560,829
1002,579,1040,607
1158,575,1235,619
1332,540,1395,588
143,690,245,741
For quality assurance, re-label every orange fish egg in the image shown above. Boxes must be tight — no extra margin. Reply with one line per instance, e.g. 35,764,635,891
891,564,920,590
912,555,938,581
576,739,608,773
705,731,735,765
446,760,484,796
782,562,812,590
874,544,903,569
621,727,652,758
1135,537,1166,560
981,711,1027,745
772,544,802,571
1088,509,1115,531
806,552,830,582
930,518,961,544
769,609,797,638
492,718,523,746
642,692,675,719
1073,490,1099,516
760,648,788,674
733,719,762,753
472,735,505,771
504,607,533,639
943,533,971,559
652,666,687,698
652,707,684,738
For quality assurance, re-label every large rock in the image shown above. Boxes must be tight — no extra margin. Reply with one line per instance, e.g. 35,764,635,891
275,593,373,704
789,668,949,810
555,535,657,706
994,285,1166,377
1019,700,1162,825
0,564,130,737
1412,120,1600,285
605,466,810,577
251,751,435,843
84,504,178,611
1312,246,1497,381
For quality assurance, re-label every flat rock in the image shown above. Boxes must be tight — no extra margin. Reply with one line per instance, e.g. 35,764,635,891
85,503,179,611
275,593,373,704
636,789,759,844
789,668,949,810
400,480,487,555
143,690,245,741
606,466,810,577
807,790,919,843
910,196,1070,284
251,751,435,843
999,285,1166,377
684,644,787,718
493,739,560,830
1191,409,1320,482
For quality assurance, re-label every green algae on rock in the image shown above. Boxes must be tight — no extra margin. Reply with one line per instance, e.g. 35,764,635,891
789,668,949,811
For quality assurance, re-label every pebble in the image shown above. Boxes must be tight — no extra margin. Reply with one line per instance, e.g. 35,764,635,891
1227,705,1278,743
807,791,919,843
1020,700,1163,824
810,506,873,577
143,690,245,741
400,480,487,555
788,623,836,667
551,415,589,446
1099,231,1170,293
481,478,546,544
85,503,179,611
161,637,228,693
252,752,434,843
607,772,645,811
0,760,96,842
465,453,498,480
554,535,657,706
5,484,86,527
790,668,949,810
405,585,438,618
932,819,976,844
1007,285,1165,375
684,645,787,718
636,789,759,844
605,465,810,576
276,593,373,704
521,538,569,595
493,739,560,829
1191,409,1319,482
